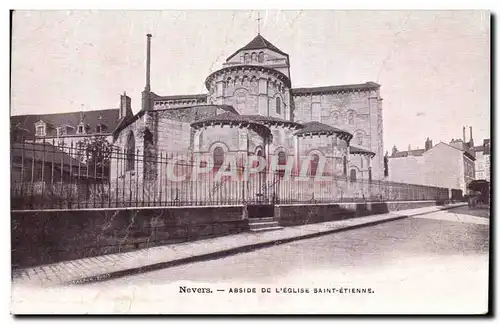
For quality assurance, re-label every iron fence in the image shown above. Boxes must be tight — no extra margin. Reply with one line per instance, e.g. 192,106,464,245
11,140,454,210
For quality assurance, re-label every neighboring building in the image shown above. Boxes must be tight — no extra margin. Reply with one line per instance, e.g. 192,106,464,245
388,135,476,196
10,94,134,159
473,138,491,181
11,141,85,184
10,140,112,209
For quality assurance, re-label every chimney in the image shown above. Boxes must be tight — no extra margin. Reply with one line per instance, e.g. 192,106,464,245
463,126,466,142
469,126,474,147
120,91,132,119
142,34,153,111
425,137,433,151
145,33,152,92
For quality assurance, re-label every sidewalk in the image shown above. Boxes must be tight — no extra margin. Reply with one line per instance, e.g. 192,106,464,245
12,203,465,287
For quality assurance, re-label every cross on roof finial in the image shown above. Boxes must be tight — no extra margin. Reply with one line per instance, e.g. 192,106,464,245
256,12,262,34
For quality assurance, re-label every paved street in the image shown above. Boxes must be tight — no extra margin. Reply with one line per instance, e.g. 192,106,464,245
11,206,489,314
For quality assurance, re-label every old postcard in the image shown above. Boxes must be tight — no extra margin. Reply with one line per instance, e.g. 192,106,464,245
9,10,490,315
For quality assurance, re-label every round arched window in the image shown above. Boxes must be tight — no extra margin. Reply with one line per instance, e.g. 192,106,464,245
236,91,247,113
348,112,355,125
125,131,135,171
213,147,225,171
276,97,281,115
244,53,250,64
278,151,287,165
350,169,357,181
277,151,287,177
258,52,265,63
310,154,320,176
254,149,265,170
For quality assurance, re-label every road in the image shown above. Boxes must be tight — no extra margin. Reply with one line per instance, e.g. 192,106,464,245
11,206,490,314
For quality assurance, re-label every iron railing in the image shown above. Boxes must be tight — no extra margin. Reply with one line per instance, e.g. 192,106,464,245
11,140,455,210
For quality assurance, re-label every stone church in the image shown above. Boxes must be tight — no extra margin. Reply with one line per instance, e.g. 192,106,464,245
111,33,384,202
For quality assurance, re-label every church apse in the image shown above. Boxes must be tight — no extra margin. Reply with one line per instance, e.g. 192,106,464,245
107,32,387,205
205,65,291,119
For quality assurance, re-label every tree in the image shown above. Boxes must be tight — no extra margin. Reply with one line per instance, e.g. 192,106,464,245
82,136,113,178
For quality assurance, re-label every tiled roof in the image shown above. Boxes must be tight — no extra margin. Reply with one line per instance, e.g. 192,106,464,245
226,34,289,61
11,142,83,167
243,115,302,128
291,82,381,95
294,121,352,140
190,112,273,137
191,112,302,129
152,93,208,101
192,112,248,124
349,146,376,157
11,109,120,137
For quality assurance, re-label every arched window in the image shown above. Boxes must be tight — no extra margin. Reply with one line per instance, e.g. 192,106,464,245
254,148,264,170
143,129,155,180
350,169,357,181
236,91,246,113
278,151,287,165
244,53,250,64
276,97,281,115
343,156,347,176
348,112,355,125
357,133,363,145
384,156,389,177
125,131,135,171
331,111,339,123
310,154,320,176
258,52,264,63
278,151,287,177
213,146,225,171
251,52,257,62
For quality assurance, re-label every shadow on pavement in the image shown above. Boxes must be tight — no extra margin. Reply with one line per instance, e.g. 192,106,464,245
444,205,490,219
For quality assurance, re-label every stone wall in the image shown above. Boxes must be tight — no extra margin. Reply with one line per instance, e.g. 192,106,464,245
155,105,228,153
276,200,439,226
296,134,348,176
292,88,384,180
205,66,291,119
12,206,247,268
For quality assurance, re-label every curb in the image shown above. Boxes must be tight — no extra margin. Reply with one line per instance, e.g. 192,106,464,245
68,204,464,285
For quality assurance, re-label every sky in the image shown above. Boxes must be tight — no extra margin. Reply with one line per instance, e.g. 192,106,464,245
10,10,490,152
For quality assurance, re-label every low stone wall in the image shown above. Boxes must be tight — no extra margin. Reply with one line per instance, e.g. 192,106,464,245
276,200,439,226
11,206,247,268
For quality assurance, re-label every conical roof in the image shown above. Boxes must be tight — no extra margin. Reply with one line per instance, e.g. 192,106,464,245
226,34,288,61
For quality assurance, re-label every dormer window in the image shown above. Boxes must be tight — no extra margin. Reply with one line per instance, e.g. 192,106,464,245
36,125,45,136
35,121,46,137
77,122,85,134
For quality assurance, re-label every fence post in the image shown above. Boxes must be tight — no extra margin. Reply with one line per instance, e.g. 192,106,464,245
50,139,55,209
